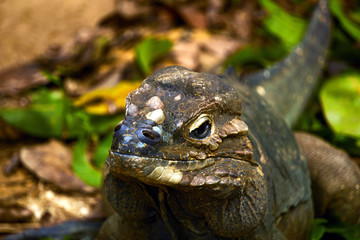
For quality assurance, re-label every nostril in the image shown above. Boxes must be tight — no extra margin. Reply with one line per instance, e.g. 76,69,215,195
142,129,160,141
114,124,122,132
135,128,161,145
113,123,127,139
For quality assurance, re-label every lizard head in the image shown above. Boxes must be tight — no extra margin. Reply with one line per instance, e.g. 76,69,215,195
107,66,265,198
106,66,267,237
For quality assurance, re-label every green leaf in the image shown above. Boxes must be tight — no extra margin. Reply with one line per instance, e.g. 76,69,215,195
320,72,360,138
325,221,360,240
93,132,114,168
224,43,286,71
73,138,102,187
330,0,360,41
259,0,306,50
0,89,65,138
326,225,360,240
94,36,111,60
135,38,172,75
295,102,327,132
309,218,360,240
310,218,327,240
330,28,360,63
0,89,120,139
349,10,360,24
42,70,61,85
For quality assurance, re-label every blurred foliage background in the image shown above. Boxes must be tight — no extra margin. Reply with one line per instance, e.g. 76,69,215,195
0,0,359,239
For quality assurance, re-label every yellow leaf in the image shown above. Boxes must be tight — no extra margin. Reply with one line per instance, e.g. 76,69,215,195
74,81,142,115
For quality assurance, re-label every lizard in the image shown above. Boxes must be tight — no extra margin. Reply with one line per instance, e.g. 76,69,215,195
97,0,360,239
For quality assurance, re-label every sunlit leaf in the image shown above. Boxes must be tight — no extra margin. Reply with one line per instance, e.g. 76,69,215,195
93,133,114,168
320,72,360,138
0,90,65,138
330,0,360,41
64,108,119,138
73,138,102,187
0,89,119,139
135,38,172,75
259,0,306,50
74,81,141,115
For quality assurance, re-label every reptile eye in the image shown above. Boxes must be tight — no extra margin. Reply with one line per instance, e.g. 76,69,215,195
189,115,213,140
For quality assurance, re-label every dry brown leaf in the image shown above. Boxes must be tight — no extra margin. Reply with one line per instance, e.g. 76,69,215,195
178,6,207,29
201,36,242,60
0,204,33,223
114,0,152,19
0,141,103,234
20,140,94,193
0,182,103,234
231,6,254,40
0,119,22,140
172,41,200,70
64,68,122,97
0,64,48,96
206,0,224,27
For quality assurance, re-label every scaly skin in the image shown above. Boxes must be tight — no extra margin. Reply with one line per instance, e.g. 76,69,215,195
98,0,359,239
241,0,330,126
101,66,293,239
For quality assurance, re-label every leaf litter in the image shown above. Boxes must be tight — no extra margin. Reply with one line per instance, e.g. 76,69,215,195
0,0,359,239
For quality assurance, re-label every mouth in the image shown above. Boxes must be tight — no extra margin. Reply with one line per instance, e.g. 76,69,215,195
106,150,257,195
106,151,216,186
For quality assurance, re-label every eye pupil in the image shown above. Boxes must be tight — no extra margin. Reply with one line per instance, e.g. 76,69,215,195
190,120,211,139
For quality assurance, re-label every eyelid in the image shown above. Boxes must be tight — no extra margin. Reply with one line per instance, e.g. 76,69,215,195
188,114,215,140
189,114,212,132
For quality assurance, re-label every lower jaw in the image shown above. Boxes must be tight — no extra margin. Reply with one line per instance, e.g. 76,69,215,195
106,151,255,198
106,151,217,186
